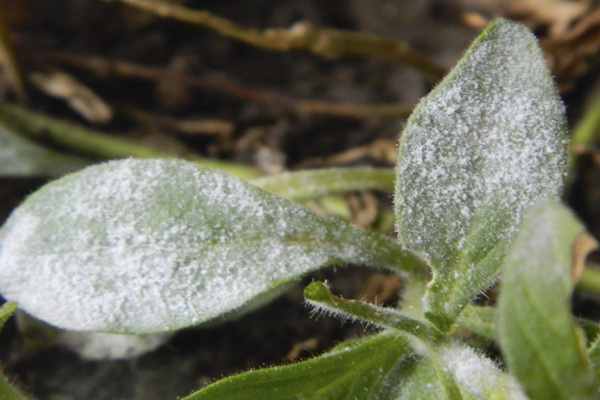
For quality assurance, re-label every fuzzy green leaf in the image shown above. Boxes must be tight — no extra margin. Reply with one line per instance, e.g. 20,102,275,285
432,343,527,400
497,201,597,400
0,158,424,334
304,281,444,343
0,302,16,328
183,333,410,400
384,343,527,400
588,334,600,383
0,303,30,400
455,305,497,342
394,19,568,331
0,120,89,177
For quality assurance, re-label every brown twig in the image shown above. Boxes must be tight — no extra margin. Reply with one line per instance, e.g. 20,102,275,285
107,0,446,80
0,2,28,104
125,106,234,136
46,53,415,119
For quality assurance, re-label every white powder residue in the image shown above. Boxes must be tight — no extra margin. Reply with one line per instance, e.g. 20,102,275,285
438,344,528,399
395,20,567,270
0,159,402,334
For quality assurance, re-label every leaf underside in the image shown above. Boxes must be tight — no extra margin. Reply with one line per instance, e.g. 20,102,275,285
0,158,421,334
394,19,568,330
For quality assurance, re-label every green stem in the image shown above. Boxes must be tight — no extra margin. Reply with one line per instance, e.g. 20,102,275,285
304,281,444,343
250,168,395,201
570,92,600,176
577,267,600,297
0,103,262,180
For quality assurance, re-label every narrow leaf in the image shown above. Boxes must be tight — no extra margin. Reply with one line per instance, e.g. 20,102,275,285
0,158,425,334
0,303,30,400
304,281,444,343
0,302,16,328
497,201,597,400
183,333,410,400
395,19,568,331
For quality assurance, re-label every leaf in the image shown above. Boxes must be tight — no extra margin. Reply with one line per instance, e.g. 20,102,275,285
304,284,526,399
0,158,425,334
0,303,30,400
455,305,497,342
588,333,600,383
14,311,173,359
497,201,597,400
0,302,16,328
384,342,527,400
304,281,444,343
182,333,410,400
0,120,90,177
394,19,568,331
433,343,528,400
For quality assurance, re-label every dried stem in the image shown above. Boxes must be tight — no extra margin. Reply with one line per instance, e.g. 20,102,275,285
47,53,415,119
108,0,445,80
0,3,28,104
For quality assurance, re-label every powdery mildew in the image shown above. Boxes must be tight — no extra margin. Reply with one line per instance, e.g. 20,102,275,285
394,20,568,317
0,159,409,334
438,344,528,399
396,20,567,267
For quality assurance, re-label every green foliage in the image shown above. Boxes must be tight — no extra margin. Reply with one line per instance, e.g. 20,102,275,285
0,18,595,400
394,19,568,332
0,120,90,177
183,333,410,400
0,303,30,400
0,158,422,334
498,202,597,399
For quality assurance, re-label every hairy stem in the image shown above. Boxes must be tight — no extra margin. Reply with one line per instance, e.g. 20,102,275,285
304,282,443,343
250,168,395,201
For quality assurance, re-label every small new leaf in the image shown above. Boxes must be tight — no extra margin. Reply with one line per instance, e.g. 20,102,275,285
0,303,15,329
395,19,568,330
0,303,30,400
183,333,410,400
497,201,597,400
0,159,423,334
304,281,444,343
386,342,527,400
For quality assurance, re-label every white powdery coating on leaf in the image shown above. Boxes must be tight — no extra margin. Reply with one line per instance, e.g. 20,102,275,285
395,20,567,267
0,159,398,334
438,344,527,399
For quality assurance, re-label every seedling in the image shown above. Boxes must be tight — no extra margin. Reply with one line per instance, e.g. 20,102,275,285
0,19,598,399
